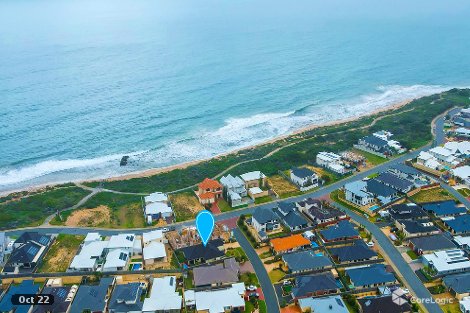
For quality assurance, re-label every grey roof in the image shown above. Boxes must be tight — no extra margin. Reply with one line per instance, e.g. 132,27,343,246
329,240,377,262
346,264,396,287
389,164,421,176
444,214,470,233
358,296,411,313
298,296,349,313
376,172,414,191
362,135,389,148
32,286,72,313
292,273,339,298
388,203,428,220
420,200,467,216
443,272,470,294
0,280,40,313
398,219,439,234
409,234,456,252
282,250,332,272
69,277,115,313
108,282,144,313
291,167,316,179
193,258,240,287
274,203,309,229
14,232,51,246
367,179,398,197
252,206,279,225
320,220,359,241
178,239,225,262
4,241,44,272
305,203,345,222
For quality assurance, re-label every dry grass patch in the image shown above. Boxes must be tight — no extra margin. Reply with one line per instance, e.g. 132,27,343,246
38,234,84,272
411,187,456,203
267,175,300,198
169,192,205,222
65,205,111,227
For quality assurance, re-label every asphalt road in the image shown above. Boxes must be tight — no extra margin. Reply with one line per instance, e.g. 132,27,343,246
234,228,280,313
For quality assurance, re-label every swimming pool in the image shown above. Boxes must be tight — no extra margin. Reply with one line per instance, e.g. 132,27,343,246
369,205,380,212
131,263,142,271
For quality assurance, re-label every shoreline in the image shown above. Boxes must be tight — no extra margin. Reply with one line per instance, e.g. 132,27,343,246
0,97,413,196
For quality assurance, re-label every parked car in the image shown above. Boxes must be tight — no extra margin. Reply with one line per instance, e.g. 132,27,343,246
246,285,257,291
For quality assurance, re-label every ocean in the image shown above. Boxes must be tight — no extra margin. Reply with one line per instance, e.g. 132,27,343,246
1,0,470,193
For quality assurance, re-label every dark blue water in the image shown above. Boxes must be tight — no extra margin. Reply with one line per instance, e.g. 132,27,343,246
1,0,470,192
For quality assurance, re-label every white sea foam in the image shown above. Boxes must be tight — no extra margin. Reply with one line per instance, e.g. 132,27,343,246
0,84,457,192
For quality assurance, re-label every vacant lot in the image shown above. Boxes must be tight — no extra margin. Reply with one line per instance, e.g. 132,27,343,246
352,148,387,167
267,175,301,198
0,186,90,230
169,192,204,222
65,205,112,227
411,187,456,203
38,234,84,272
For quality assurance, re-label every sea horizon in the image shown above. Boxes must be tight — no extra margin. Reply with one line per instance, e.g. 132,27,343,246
2,0,470,193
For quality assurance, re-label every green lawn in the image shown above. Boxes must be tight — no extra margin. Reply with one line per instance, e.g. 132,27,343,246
217,199,234,212
38,234,84,272
457,188,470,197
268,269,285,283
411,187,456,203
226,247,248,262
352,148,387,166
240,272,260,287
330,189,365,215
0,186,91,230
184,271,194,289
406,250,419,260
258,300,267,313
255,196,273,204
440,302,461,313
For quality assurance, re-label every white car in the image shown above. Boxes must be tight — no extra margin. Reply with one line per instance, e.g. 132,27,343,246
366,241,374,247
246,285,257,291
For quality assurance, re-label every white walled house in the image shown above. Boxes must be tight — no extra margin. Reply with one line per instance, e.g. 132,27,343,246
290,167,319,191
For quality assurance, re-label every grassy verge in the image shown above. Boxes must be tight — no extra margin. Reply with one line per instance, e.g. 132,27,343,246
0,186,91,230
268,269,285,283
169,192,204,222
457,188,470,197
217,199,233,212
330,189,366,216
240,272,260,287
410,187,457,203
38,234,84,272
255,196,273,205
226,247,248,263
406,250,419,260
352,148,387,166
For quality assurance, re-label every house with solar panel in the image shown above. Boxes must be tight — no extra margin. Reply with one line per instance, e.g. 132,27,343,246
108,282,145,313
2,232,52,274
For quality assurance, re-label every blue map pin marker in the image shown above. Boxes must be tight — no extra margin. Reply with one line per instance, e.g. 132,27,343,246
196,210,215,246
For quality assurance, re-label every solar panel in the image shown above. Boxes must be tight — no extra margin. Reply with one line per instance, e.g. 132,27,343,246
56,288,67,298
39,236,49,245
27,246,39,256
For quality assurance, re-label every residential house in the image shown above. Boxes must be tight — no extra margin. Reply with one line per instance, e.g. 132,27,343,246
193,258,240,288
3,232,52,274
428,146,460,167
32,286,74,313
417,151,443,171
409,234,457,255
453,127,470,139
240,171,266,188
142,276,182,313
443,272,470,300
443,214,470,235
107,233,142,256
366,179,400,205
196,178,223,205
357,135,392,155
274,202,310,231
108,282,145,313
103,249,130,271
282,250,333,274
454,235,470,249
420,200,467,217
344,181,374,206
422,249,470,275
270,234,311,255
251,206,281,238
0,280,40,313
358,295,411,313
388,164,428,185
452,165,470,187
395,219,440,238
142,230,166,245
219,174,247,207
190,282,245,313
247,186,269,200
0,232,9,265
346,264,396,289
375,172,414,193
297,198,347,226
388,203,428,221
144,192,173,224
329,240,378,264
143,241,167,265
320,220,360,243
316,152,348,174
290,167,319,191
291,273,340,299
69,277,115,313
177,239,225,265
69,237,108,272
297,295,349,313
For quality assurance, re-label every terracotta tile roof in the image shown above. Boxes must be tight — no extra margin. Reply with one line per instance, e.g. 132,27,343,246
198,192,216,200
270,234,310,252
199,178,222,190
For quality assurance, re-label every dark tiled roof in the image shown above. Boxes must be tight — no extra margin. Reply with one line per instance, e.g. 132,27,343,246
444,214,470,233
193,258,240,287
398,219,439,234
346,264,396,287
282,250,332,272
329,240,377,262
6,241,44,265
274,204,309,229
409,235,456,252
252,206,278,225
296,198,322,209
306,204,345,222
0,280,39,313
15,232,51,246
291,167,316,179
358,296,411,313
388,203,428,220
367,179,398,197
376,172,414,191
292,273,339,298
69,278,115,313
420,200,467,216
320,220,359,241
443,272,470,294
178,239,225,261
32,286,72,313
389,164,421,176
362,135,388,148
108,282,144,313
